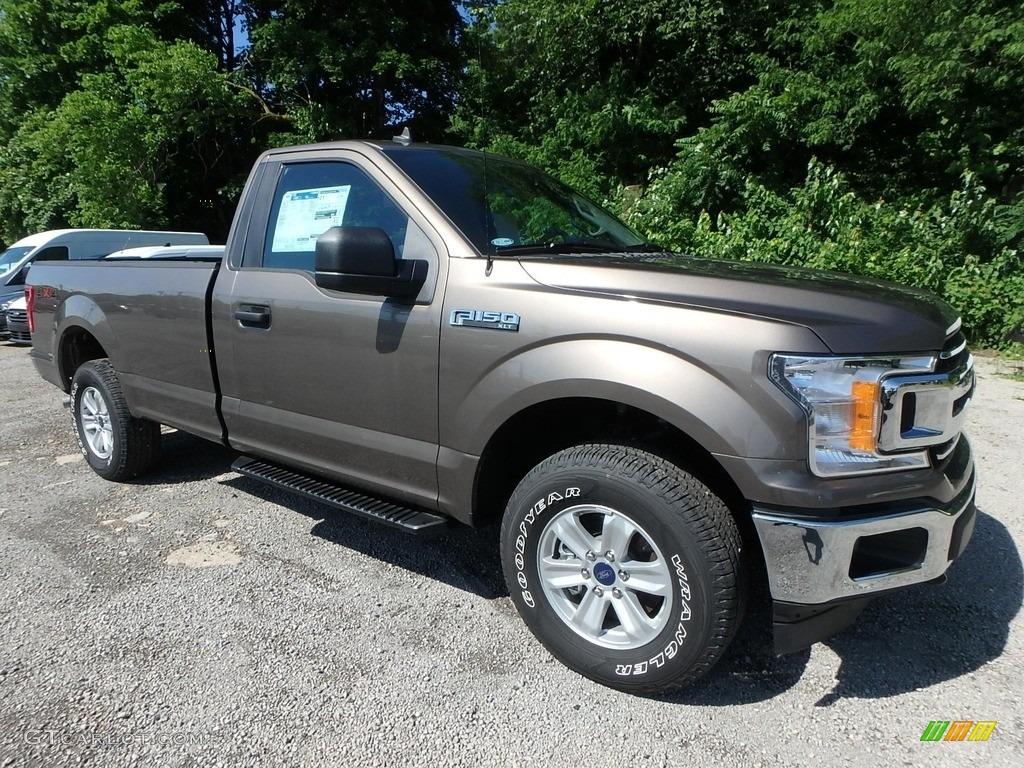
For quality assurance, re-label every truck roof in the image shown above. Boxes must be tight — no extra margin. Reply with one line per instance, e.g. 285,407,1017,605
258,139,486,161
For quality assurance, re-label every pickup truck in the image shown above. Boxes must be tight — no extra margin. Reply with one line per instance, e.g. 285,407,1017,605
27,139,977,694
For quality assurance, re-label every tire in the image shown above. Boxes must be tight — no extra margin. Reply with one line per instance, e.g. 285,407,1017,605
70,359,161,481
500,443,744,694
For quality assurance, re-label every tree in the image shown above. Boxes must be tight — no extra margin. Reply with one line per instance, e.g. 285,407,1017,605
242,0,464,142
451,0,791,196
0,1,263,240
659,0,1024,214
0,24,249,235
0,1,471,241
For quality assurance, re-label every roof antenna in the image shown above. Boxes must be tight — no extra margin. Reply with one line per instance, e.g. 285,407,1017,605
392,127,412,146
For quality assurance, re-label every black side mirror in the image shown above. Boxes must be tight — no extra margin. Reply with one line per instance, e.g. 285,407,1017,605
314,226,427,299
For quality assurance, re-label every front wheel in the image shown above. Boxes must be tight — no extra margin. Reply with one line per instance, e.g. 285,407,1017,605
500,444,744,694
70,359,161,481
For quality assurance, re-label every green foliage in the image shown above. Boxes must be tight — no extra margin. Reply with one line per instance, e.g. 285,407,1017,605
451,0,788,197
0,1,264,240
244,0,463,142
0,1,466,241
665,0,1024,213
600,0,1024,350
0,22,246,235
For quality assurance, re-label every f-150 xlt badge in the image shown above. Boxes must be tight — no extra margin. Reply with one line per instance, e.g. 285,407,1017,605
450,309,521,332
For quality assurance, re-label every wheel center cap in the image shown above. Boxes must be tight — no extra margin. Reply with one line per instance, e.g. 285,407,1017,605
593,562,616,587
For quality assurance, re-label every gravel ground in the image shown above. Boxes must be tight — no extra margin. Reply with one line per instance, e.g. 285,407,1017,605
0,340,1021,767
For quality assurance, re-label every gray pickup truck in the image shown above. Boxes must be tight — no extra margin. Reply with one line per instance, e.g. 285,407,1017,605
27,139,976,694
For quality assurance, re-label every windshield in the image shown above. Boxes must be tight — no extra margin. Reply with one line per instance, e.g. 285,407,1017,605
381,147,647,255
0,246,32,274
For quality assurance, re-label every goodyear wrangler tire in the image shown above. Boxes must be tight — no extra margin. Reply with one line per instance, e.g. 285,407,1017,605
70,359,161,481
500,444,744,694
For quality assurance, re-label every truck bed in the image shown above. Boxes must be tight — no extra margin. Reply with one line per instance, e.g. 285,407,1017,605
29,258,224,441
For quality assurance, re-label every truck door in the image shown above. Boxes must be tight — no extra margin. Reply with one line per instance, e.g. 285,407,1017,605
212,150,446,510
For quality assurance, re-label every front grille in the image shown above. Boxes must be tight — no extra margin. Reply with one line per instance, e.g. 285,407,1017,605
7,309,27,323
878,321,974,453
9,329,31,343
938,328,968,367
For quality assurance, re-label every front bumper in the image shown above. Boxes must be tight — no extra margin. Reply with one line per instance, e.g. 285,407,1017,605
6,314,30,345
751,437,976,652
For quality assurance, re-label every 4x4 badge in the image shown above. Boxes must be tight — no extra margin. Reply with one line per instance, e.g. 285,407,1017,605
450,309,520,332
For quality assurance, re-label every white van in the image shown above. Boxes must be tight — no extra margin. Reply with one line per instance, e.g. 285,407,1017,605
0,229,209,308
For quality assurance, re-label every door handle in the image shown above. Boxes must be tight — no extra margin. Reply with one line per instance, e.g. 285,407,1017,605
234,305,271,328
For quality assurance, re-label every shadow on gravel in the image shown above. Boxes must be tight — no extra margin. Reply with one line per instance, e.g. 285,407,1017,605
134,430,237,484
222,474,509,601
123,430,508,599
664,583,813,706
812,508,1020,705
667,509,1020,706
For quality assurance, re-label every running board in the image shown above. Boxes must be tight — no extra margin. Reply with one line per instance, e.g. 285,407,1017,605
231,456,450,534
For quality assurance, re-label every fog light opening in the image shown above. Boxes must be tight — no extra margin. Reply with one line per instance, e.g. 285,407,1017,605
849,527,929,580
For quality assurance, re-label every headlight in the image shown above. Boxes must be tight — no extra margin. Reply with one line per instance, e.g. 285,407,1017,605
770,353,936,477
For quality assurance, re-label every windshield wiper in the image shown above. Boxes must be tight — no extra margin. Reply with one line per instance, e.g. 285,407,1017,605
492,242,629,256
630,242,666,253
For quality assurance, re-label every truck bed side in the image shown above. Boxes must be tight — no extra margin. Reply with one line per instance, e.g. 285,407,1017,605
28,258,224,442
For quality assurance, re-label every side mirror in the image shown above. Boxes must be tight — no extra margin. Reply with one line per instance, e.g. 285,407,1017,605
314,226,426,299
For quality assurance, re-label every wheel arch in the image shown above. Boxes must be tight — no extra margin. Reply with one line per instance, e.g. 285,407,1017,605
57,325,108,392
52,293,118,391
471,397,759,568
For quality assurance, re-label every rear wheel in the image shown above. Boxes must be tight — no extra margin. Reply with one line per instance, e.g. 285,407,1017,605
70,359,161,481
500,443,744,694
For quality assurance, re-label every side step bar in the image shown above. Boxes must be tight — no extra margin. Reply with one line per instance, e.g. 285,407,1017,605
232,456,450,535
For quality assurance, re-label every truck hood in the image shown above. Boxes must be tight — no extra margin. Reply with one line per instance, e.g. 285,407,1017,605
518,254,958,354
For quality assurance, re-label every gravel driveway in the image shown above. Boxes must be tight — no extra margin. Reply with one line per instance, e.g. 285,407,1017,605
1,341,1021,767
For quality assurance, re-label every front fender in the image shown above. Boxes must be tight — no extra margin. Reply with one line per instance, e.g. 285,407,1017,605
441,337,812,463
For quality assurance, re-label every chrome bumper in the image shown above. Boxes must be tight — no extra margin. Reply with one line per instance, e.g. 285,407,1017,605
752,471,976,606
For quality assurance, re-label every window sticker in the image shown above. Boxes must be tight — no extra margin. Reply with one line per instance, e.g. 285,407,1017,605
271,185,351,252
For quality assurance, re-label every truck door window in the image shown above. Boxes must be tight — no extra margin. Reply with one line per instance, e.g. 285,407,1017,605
263,162,409,271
